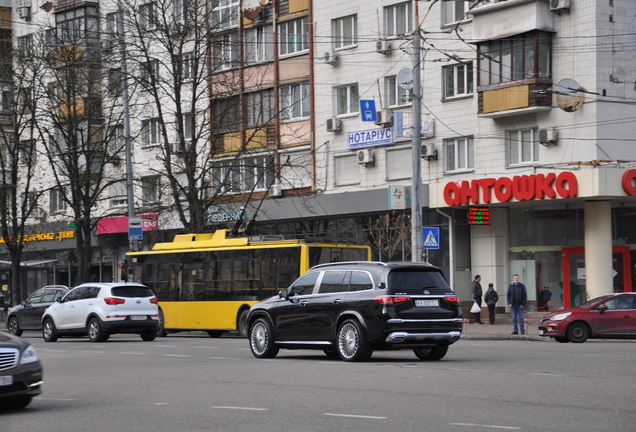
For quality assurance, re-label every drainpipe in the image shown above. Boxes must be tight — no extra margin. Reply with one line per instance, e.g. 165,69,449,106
436,208,454,291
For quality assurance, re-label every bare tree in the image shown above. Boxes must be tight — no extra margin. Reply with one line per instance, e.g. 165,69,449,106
366,212,411,262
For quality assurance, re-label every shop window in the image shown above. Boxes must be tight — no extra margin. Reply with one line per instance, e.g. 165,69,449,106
443,62,474,99
507,128,539,165
444,136,474,172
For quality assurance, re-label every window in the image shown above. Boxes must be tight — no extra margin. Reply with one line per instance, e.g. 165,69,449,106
139,2,157,30
17,34,33,52
332,15,357,48
176,52,194,80
336,84,359,115
141,60,160,86
385,2,412,37
244,155,275,191
245,25,274,64
211,155,275,193
479,31,551,86
280,82,310,121
386,146,412,181
318,271,348,294
211,0,239,30
443,1,475,25
174,0,193,23
142,176,160,204
334,153,359,186
444,137,474,172
19,140,36,165
213,32,239,69
279,17,308,56
213,96,240,132
0,87,13,111
443,62,474,98
507,128,538,165
106,12,121,37
289,273,318,296
386,76,410,106
108,67,122,97
50,189,66,212
211,160,241,193
246,89,274,127
109,181,127,207
106,124,124,153
142,118,161,147
55,6,100,45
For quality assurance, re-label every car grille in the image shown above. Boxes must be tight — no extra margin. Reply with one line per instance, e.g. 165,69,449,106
0,348,19,371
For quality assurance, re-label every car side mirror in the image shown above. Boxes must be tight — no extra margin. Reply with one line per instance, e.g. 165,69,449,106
20,300,26,306
598,305,608,314
56,297,64,303
278,290,289,300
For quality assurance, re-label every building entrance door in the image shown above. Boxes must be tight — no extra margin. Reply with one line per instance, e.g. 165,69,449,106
561,247,631,309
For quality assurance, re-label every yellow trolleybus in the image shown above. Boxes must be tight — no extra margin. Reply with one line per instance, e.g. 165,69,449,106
127,229,371,337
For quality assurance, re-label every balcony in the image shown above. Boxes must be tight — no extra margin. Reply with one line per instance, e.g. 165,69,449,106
478,80,552,118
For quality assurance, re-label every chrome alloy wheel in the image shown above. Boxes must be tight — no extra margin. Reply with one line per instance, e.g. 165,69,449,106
338,322,360,360
250,321,269,356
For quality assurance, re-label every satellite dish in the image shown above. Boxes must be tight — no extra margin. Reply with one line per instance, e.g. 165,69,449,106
396,68,413,90
555,78,584,112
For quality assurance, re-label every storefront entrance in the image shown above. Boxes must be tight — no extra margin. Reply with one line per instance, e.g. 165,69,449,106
561,246,632,308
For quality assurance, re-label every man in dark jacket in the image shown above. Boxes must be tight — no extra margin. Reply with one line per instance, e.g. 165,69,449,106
471,275,483,324
484,283,499,325
507,274,527,335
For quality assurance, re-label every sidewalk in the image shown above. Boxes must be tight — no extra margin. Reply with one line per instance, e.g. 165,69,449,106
460,321,548,342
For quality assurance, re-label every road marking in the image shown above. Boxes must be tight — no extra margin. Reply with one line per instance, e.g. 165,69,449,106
325,413,386,420
80,351,105,354
530,373,565,377
212,406,268,411
41,349,67,353
451,423,520,430
163,354,191,358
38,398,76,401
210,356,237,360
151,403,169,405
120,352,147,355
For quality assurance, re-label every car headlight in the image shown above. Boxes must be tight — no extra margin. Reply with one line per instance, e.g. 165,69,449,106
549,312,572,322
20,345,39,365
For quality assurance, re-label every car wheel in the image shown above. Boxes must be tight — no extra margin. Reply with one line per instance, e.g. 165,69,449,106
336,319,372,362
566,322,590,343
554,336,569,343
249,318,279,359
238,309,249,338
88,318,109,342
141,329,157,341
7,316,22,337
157,309,167,337
42,318,59,342
4,396,32,409
413,345,449,361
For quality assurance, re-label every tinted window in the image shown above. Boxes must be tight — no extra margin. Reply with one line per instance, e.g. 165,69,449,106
111,286,154,298
82,286,101,299
318,271,348,294
349,271,373,292
40,290,59,303
290,273,319,296
64,288,85,302
26,290,44,304
388,269,451,295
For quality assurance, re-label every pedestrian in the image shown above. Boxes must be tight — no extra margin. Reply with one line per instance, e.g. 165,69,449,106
507,274,527,335
471,275,484,324
483,283,499,325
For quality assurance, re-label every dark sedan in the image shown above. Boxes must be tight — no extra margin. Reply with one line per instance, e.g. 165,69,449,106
538,292,636,343
0,331,43,409
6,286,69,336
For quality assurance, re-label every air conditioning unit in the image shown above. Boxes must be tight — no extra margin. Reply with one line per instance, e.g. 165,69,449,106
326,117,342,132
376,40,392,55
357,149,374,166
421,143,438,161
550,0,571,12
270,184,282,197
539,128,558,146
18,6,31,19
375,110,393,127
324,50,339,66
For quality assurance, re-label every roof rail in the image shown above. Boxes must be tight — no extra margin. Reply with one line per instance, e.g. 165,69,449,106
310,261,387,270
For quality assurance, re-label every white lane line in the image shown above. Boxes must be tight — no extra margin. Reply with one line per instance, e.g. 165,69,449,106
451,423,521,430
325,413,387,420
212,406,268,411
38,398,76,401
163,354,191,358
151,403,169,405
80,351,105,354
210,357,237,360
530,373,566,377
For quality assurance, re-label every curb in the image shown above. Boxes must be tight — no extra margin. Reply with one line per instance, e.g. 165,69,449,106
462,335,548,342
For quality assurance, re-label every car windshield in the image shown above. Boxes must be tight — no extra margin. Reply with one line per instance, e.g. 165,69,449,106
387,269,451,294
578,295,613,309
111,286,154,298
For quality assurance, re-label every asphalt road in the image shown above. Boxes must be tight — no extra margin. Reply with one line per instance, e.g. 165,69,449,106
2,332,635,432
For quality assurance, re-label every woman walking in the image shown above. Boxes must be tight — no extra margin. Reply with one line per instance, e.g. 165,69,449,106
484,283,499,325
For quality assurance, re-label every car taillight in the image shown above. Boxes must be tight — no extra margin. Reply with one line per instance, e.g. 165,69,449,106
150,297,158,304
373,296,411,304
444,296,460,304
104,297,126,305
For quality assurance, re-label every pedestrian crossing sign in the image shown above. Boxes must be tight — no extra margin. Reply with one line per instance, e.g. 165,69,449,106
422,227,440,249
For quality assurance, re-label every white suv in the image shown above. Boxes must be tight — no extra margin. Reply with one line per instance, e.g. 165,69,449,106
41,283,159,342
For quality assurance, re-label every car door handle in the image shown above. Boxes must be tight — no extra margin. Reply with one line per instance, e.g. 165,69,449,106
300,301,308,306
333,299,342,304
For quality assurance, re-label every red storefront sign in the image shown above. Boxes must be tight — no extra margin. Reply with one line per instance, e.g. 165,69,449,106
96,214,158,235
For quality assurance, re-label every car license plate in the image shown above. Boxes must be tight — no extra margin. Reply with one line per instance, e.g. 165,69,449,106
130,315,147,320
415,299,439,307
0,376,13,386
538,329,544,336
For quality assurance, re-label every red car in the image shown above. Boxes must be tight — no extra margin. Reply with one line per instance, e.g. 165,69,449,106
538,292,636,343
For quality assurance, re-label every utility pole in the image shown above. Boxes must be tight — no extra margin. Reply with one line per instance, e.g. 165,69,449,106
411,4,423,263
